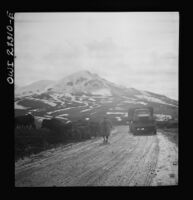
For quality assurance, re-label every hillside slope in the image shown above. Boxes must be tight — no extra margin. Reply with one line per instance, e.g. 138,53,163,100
15,71,178,123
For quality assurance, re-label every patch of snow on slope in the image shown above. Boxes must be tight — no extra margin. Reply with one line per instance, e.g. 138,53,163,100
80,108,92,113
90,112,97,115
137,101,148,105
122,96,147,105
35,116,51,120
91,88,111,96
106,112,128,116
44,115,52,118
47,103,89,115
29,109,40,112
115,116,122,121
135,94,166,104
40,99,57,107
55,116,68,120
49,94,65,106
64,93,83,104
25,97,57,107
114,107,125,111
88,98,96,102
15,101,29,109
47,107,76,115
57,113,69,117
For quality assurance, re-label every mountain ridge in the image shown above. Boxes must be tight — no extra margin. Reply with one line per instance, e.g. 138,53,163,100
15,70,177,102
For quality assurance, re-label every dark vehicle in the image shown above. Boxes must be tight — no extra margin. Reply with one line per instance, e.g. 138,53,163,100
128,106,156,135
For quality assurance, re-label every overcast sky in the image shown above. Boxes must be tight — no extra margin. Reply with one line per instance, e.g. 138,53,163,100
15,12,179,100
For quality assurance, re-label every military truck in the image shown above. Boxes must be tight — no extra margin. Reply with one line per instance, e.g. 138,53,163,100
128,106,157,135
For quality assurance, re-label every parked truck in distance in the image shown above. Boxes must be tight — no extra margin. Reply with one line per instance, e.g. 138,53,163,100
128,106,157,135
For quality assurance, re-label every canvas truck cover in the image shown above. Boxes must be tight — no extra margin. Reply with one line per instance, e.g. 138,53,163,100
128,106,153,121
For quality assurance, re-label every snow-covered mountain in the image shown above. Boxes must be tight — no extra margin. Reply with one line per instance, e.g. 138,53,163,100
16,70,146,98
50,70,112,96
15,70,178,124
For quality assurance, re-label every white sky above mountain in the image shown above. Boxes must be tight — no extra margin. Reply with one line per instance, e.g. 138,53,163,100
15,12,179,100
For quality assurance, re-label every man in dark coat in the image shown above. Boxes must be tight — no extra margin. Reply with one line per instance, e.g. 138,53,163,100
100,117,113,144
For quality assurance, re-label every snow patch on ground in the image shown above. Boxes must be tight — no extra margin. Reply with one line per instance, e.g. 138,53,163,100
114,107,125,110
155,114,172,121
57,113,69,117
88,98,96,102
137,101,148,105
30,109,40,112
106,112,128,117
47,107,76,114
15,100,29,110
106,112,127,115
90,112,97,115
115,116,122,121
41,99,57,107
121,96,147,105
49,94,65,106
55,116,68,120
25,97,57,107
80,108,92,113
64,93,84,104
151,132,178,186
35,116,51,120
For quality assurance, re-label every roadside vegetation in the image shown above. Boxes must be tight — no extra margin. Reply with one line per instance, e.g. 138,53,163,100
15,120,100,161
15,118,178,162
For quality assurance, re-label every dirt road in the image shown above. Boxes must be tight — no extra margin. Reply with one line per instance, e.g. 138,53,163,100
15,126,178,186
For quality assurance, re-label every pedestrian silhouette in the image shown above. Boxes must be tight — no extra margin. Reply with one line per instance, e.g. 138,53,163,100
100,117,113,144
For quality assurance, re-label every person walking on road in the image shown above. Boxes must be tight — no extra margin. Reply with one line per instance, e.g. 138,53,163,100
100,117,113,144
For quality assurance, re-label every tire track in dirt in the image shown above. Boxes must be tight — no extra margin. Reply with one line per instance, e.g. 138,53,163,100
62,136,141,186
99,135,154,186
126,136,159,186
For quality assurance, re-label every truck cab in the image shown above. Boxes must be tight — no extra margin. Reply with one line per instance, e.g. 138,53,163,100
128,107,157,135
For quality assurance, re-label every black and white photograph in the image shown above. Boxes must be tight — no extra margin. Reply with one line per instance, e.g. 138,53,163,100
14,12,179,187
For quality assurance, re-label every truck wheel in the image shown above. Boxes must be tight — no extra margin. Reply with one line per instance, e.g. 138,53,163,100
154,129,157,135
